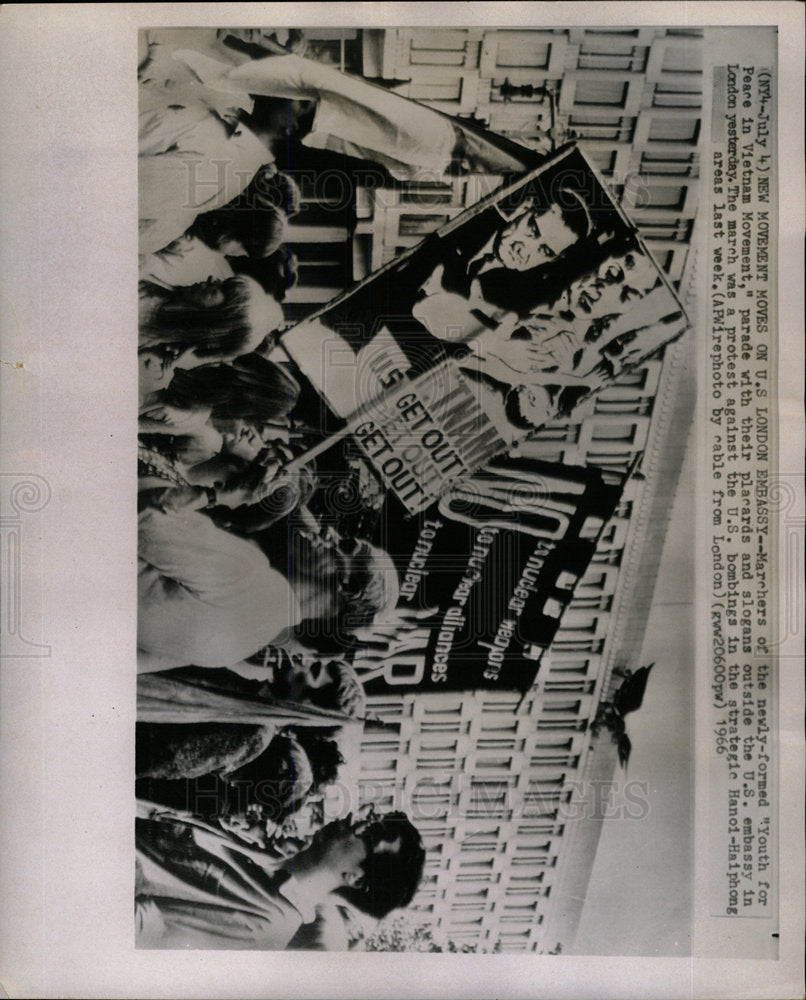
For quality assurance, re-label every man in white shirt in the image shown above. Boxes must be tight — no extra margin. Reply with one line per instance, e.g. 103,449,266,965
135,808,425,949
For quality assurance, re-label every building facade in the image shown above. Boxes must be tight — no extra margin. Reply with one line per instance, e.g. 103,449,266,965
302,26,703,951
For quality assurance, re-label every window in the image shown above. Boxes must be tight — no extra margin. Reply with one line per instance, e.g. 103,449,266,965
503,901,540,914
591,549,622,567
416,756,459,770
531,423,579,444
420,824,453,844
642,184,688,210
399,214,450,237
475,756,515,773
591,422,638,443
410,28,468,50
585,148,618,174
494,31,554,69
461,842,502,854
547,659,593,677
419,738,459,753
534,733,576,749
530,752,581,768
571,587,613,609
412,791,452,816
523,795,562,818
423,701,463,716
594,397,653,417
516,823,556,838
362,758,399,773
458,858,496,870
527,777,566,796
451,902,488,914
477,737,519,751
454,888,490,900
639,219,694,241
641,150,698,173
537,718,588,732
408,81,464,101
652,84,702,110
400,186,454,207
469,779,511,799
368,699,406,719
661,46,703,73
480,719,519,734
542,698,583,715
586,454,634,476
573,79,629,107
507,874,547,890
568,115,636,143
521,446,564,463
460,824,501,843
511,854,553,867
647,117,701,145
551,638,605,653
481,693,522,711
578,46,648,73
583,28,641,42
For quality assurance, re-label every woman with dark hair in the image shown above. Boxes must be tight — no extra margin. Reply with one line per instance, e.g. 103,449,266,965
139,187,294,291
139,354,299,482
150,352,301,425
139,274,283,367
189,200,289,262
225,165,302,219
138,356,307,530
228,248,299,301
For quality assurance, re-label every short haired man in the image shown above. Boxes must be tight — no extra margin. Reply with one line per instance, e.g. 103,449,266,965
411,190,593,343
476,194,592,276
135,809,425,949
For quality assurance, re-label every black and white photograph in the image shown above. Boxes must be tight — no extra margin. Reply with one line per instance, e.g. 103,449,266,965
131,21,754,956
1,4,803,998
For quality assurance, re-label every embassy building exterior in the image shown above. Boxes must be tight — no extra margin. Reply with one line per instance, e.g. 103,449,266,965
291,26,703,952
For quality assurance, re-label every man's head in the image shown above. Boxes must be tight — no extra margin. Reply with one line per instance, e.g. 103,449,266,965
504,384,554,432
289,530,400,629
245,95,316,144
294,732,345,790
272,653,367,718
245,167,303,220
564,251,660,319
215,416,277,462
192,203,289,261
143,274,282,362
494,190,592,272
305,811,425,919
